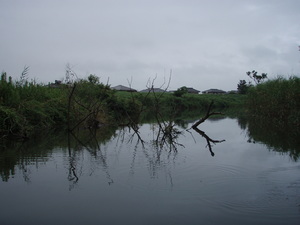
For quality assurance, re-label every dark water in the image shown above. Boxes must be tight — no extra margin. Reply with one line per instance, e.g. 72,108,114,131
1,117,300,225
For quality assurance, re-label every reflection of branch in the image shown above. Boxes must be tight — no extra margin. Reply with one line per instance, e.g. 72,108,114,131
69,130,114,185
193,127,225,156
67,132,79,190
127,124,145,148
153,121,184,152
68,154,79,189
191,101,224,129
19,163,31,183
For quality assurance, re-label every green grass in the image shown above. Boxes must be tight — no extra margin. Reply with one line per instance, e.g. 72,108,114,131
115,91,246,109
114,91,246,123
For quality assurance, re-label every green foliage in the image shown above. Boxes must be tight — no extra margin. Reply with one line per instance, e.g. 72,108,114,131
173,86,188,97
246,70,268,84
237,80,251,94
0,70,247,139
115,91,246,122
0,71,70,137
87,74,100,84
246,76,300,126
0,106,24,135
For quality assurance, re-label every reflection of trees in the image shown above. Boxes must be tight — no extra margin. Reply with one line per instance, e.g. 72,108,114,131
0,129,69,182
1,113,227,187
116,121,180,187
0,126,117,183
237,115,300,161
66,127,116,189
152,120,184,152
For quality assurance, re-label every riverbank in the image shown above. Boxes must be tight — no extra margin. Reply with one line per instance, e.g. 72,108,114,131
0,72,246,140
1,72,299,140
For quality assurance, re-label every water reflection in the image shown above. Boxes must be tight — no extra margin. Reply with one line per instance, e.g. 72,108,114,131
1,115,300,185
191,127,225,156
237,115,300,161
0,129,69,182
1,116,300,225
67,128,115,189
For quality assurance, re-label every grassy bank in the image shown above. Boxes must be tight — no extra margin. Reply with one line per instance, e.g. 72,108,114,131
0,71,246,139
6,71,299,140
246,76,300,126
116,91,245,115
2,69,299,140
0,74,68,138
0,73,123,138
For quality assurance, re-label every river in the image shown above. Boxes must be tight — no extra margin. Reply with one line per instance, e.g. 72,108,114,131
0,116,299,225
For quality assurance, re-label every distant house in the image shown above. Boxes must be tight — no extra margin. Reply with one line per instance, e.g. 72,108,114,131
140,88,165,93
111,85,137,92
186,87,200,94
202,88,226,94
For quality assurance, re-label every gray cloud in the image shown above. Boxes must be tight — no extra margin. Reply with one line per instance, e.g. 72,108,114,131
1,0,299,91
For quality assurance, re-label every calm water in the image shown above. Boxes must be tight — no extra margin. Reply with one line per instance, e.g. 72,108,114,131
1,117,300,225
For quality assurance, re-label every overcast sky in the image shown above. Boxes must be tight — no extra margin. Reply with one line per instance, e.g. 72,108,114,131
1,0,300,91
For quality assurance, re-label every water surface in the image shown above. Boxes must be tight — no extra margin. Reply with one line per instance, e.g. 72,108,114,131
1,117,299,225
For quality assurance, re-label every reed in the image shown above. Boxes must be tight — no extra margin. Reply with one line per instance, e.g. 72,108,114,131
246,76,300,126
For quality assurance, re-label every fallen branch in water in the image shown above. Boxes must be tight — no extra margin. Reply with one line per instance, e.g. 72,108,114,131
191,101,224,129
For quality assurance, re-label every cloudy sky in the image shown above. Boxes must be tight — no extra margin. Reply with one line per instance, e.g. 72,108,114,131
1,0,300,91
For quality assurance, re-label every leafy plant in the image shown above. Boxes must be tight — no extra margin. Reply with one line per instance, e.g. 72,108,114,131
173,86,188,97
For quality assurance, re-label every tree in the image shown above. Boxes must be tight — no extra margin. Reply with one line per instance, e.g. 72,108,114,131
246,70,267,84
173,86,188,97
237,80,251,94
87,74,99,84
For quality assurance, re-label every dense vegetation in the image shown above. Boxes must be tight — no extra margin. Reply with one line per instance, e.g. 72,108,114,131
1,70,299,141
0,73,122,139
0,72,68,138
246,76,300,127
115,90,245,120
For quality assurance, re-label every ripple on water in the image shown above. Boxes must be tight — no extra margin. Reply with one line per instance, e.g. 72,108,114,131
208,165,300,221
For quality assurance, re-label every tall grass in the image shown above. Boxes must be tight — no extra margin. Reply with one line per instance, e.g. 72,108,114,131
0,72,139,138
0,73,68,137
246,76,300,126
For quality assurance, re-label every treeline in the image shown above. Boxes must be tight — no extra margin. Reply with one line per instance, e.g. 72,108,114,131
246,76,300,126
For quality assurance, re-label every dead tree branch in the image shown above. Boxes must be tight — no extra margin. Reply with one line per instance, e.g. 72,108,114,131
191,101,224,129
